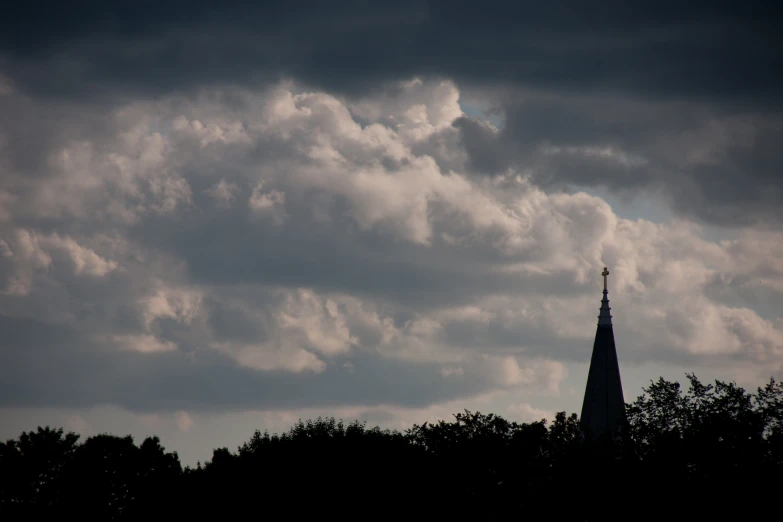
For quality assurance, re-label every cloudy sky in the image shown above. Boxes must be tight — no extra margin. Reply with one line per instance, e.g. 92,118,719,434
2,0,782,465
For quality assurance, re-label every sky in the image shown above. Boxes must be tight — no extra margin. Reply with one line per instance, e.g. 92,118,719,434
1,0,782,466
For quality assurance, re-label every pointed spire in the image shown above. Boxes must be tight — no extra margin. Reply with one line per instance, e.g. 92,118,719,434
580,266,626,438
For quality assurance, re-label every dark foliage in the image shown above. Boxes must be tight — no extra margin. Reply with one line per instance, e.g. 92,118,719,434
1,374,781,519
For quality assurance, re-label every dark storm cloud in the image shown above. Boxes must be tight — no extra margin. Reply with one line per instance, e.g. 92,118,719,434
3,1,782,105
452,94,783,227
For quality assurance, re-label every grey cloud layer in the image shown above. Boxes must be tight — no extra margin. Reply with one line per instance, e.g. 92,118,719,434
3,1,782,104
1,78,782,415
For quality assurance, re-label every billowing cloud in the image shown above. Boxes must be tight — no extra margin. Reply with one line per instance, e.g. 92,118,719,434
4,2,781,230
0,47,782,469
2,4,779,467
0,228,118,296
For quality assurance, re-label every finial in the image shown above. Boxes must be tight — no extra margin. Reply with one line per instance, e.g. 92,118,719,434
598,266,612,326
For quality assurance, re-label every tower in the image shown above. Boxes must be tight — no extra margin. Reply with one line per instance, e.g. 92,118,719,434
579,267,626,438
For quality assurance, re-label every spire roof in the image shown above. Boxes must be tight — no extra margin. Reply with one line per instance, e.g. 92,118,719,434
580,267,626,438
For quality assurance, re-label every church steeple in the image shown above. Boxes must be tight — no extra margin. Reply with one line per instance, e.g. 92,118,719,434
580,267,626,438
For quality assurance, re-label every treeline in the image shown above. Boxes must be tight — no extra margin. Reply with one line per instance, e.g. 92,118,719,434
2,374,781,519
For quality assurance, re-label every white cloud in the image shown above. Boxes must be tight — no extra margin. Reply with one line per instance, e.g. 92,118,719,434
441,366,464,377
507,403,554,423
110,334,178,353
277,289,357,356
205,179,239,208
175,410,194,432
171,115,251,147
0,76,781,422
481,355,567,392
248,180,287,223
140,283,203,331
211,340,326,373
38,233,119,277
348,78,464,142
65,414,92,434
0,228,118,295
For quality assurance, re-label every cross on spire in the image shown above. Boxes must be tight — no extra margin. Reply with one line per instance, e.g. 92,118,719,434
597,267,612,326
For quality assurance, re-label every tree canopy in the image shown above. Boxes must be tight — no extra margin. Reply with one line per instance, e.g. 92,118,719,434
1,374,780,519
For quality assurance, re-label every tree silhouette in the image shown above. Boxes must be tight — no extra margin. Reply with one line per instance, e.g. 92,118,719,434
1,374,780,519
624,374,782,515
0,426,79,515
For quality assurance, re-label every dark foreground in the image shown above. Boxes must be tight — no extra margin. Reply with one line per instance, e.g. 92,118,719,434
2,374,781,520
